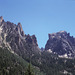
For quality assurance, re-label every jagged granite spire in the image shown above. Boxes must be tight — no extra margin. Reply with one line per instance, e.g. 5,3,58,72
17,22,23,32
16,22,25,36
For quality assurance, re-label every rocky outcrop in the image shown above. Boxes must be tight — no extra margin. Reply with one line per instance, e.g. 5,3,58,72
45,31,75,57
0,16,40,57
16,22,25,36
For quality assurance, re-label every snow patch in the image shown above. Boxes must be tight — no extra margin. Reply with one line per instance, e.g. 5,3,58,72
47,49,52,53
68,53,72,56
58,53,73,59
58,54,68,58
63,70,68,74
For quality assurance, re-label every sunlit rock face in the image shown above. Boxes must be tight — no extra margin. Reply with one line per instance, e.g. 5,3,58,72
0,16,3,23
45,31,75,58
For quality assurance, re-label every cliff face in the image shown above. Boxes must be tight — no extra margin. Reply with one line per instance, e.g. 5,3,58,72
0,16,40,58
45,31,75,57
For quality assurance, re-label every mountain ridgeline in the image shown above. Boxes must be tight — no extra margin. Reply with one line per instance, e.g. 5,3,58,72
0,16,75,75
0,16,41,60
45,31,75,58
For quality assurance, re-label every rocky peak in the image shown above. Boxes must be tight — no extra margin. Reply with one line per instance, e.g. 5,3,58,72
48,31,68,40
57,31,67,36
25,34,38,46
58,31,67,33
0,16,3,23
17,22,23,32
32,35,38,46
16,22,24,36
45,31,75,58
0,16,41,64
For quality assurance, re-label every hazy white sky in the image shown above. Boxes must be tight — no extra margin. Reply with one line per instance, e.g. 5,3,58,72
0,0,75,48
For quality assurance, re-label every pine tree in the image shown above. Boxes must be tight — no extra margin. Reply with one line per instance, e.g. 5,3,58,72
25,63,35,75
25,44,35,75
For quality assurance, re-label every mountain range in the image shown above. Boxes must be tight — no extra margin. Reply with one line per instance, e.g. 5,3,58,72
0,16,75,75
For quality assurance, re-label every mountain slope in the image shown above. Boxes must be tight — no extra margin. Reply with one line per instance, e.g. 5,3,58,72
0,47,45,75
0,16,45,75
40,51,75,75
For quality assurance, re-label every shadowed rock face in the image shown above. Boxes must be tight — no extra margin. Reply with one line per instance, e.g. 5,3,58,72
0,16,40,57
45,31,75,57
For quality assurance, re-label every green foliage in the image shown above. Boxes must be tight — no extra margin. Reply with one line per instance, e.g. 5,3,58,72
25,63,34,75
0,47,45,75
1,41,75,75
39,51,75,75
0,47,27,75
25,50,75,75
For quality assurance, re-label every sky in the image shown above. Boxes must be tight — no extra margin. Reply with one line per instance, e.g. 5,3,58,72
0,0,75,48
